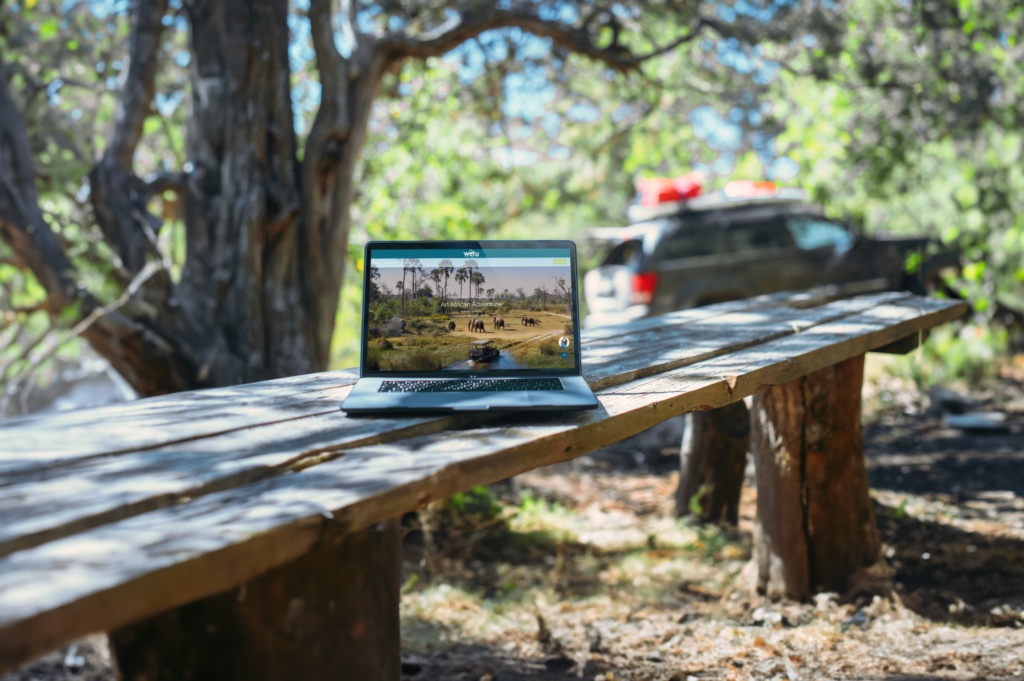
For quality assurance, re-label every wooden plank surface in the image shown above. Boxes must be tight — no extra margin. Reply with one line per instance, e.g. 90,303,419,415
0,286,890,468
0,295,967,673
0,293,910,559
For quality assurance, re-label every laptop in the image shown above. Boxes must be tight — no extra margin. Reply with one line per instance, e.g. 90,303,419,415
342,240,599,413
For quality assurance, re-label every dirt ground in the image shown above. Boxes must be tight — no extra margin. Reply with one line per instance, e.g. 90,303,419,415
6,360,1024,681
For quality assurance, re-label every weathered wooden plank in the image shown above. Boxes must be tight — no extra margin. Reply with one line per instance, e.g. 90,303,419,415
0,293,908,556
0,289,894,470
581,291,909,390
2,293,804,459
0,296,967,674
0,409,488,558
0,369,360,468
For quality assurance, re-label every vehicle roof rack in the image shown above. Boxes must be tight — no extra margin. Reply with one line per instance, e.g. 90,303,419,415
627,186,807,223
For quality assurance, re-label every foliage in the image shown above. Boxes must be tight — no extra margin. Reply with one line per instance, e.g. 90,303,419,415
537,338,558,356
885,324,1007,388
766,0,1024,319
448,486,503,522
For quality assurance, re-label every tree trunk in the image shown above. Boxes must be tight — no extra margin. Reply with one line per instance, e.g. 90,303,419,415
79,0,389,395
750,354,880,601
675,400,750,524
110,519,402,681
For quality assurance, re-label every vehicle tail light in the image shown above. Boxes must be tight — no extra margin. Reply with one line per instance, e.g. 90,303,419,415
636,172,704,207
631,271,659,305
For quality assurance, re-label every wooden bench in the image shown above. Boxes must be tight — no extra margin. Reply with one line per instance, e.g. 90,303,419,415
0,290,966,680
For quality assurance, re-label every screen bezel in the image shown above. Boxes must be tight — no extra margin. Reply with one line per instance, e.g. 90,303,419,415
359,240,583,379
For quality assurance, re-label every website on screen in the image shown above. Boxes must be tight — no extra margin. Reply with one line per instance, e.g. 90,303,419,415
365,248,576,372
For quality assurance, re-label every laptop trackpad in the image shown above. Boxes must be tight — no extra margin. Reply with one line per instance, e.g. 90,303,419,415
410,392,528,410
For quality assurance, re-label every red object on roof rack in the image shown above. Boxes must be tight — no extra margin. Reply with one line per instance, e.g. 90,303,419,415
723,180,777,198
636,172,705,206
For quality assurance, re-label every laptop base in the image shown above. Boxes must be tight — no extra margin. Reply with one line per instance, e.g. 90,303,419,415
341,376,599,414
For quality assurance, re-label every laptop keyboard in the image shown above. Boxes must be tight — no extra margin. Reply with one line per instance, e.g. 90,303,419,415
378,378,564,393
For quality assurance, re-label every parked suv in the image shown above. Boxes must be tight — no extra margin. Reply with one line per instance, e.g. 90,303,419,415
583,186,960,327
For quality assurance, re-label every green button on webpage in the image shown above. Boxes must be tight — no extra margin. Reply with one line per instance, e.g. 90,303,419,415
553,258,568,264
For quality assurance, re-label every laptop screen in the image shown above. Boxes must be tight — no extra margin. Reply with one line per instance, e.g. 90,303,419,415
361,242,580,376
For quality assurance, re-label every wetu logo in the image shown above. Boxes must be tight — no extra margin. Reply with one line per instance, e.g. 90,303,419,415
463,250,479,256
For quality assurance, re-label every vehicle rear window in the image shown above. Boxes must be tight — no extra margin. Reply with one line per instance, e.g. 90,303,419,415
787,217,854,251
603,239,645,267
724,220,791,251
660,226,720,259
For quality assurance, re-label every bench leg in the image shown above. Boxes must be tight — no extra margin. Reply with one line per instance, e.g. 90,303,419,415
750,354,880,601
675,400,750,524
109,519,401,681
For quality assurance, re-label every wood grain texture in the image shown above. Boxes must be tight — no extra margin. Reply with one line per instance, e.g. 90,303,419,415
0,293,914,559
0,369,360,468
0,295,966,673
109,520,401,681
751,355,880,600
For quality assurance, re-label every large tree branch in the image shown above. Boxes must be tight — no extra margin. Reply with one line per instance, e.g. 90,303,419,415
0,58,81,313
379,6,710,72
0,53,194,397
90,0,171,275
302,0,401,368
105,0,169,168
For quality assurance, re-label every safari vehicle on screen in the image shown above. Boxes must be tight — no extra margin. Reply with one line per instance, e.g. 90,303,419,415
467,339,499,363
583,176,961,328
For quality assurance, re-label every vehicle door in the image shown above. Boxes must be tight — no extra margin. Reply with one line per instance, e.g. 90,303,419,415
717,217,814,298
652,222,735,311
784,215,871,286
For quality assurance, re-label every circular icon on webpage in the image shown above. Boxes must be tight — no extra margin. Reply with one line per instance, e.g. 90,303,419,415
561,352,568,359
558,336,570,349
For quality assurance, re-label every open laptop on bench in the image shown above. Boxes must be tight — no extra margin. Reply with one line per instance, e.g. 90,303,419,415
342,240,599,413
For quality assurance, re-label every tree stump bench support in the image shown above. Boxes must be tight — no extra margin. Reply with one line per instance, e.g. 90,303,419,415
751,354,880,601
675,400,750,524
0,291,966,680
111,520,402,681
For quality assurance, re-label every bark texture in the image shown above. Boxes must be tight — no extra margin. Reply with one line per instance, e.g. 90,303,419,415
109,519,402,681
750,355,880,601
675,400,750,524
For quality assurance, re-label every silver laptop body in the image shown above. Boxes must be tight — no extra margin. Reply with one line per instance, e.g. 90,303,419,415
342,240,598,413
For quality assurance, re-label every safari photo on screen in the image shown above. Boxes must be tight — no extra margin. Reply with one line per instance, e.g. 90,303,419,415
364,247,576,371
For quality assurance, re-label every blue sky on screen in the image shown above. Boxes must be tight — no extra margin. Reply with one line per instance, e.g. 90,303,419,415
70,0,798,181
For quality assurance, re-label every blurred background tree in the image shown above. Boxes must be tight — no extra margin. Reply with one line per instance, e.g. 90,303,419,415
767,0,1024,337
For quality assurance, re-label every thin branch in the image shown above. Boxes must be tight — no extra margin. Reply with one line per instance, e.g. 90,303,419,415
89,0,172,274
0,56,82,314
380,8,710,73
1,259,163,391
0,322,52,382
142,171,186,200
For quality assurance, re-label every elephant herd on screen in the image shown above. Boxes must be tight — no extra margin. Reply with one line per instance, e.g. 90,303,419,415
444,316,541,333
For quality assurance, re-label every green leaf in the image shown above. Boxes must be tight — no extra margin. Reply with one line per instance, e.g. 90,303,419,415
963,261,986,282
39,18,59,39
